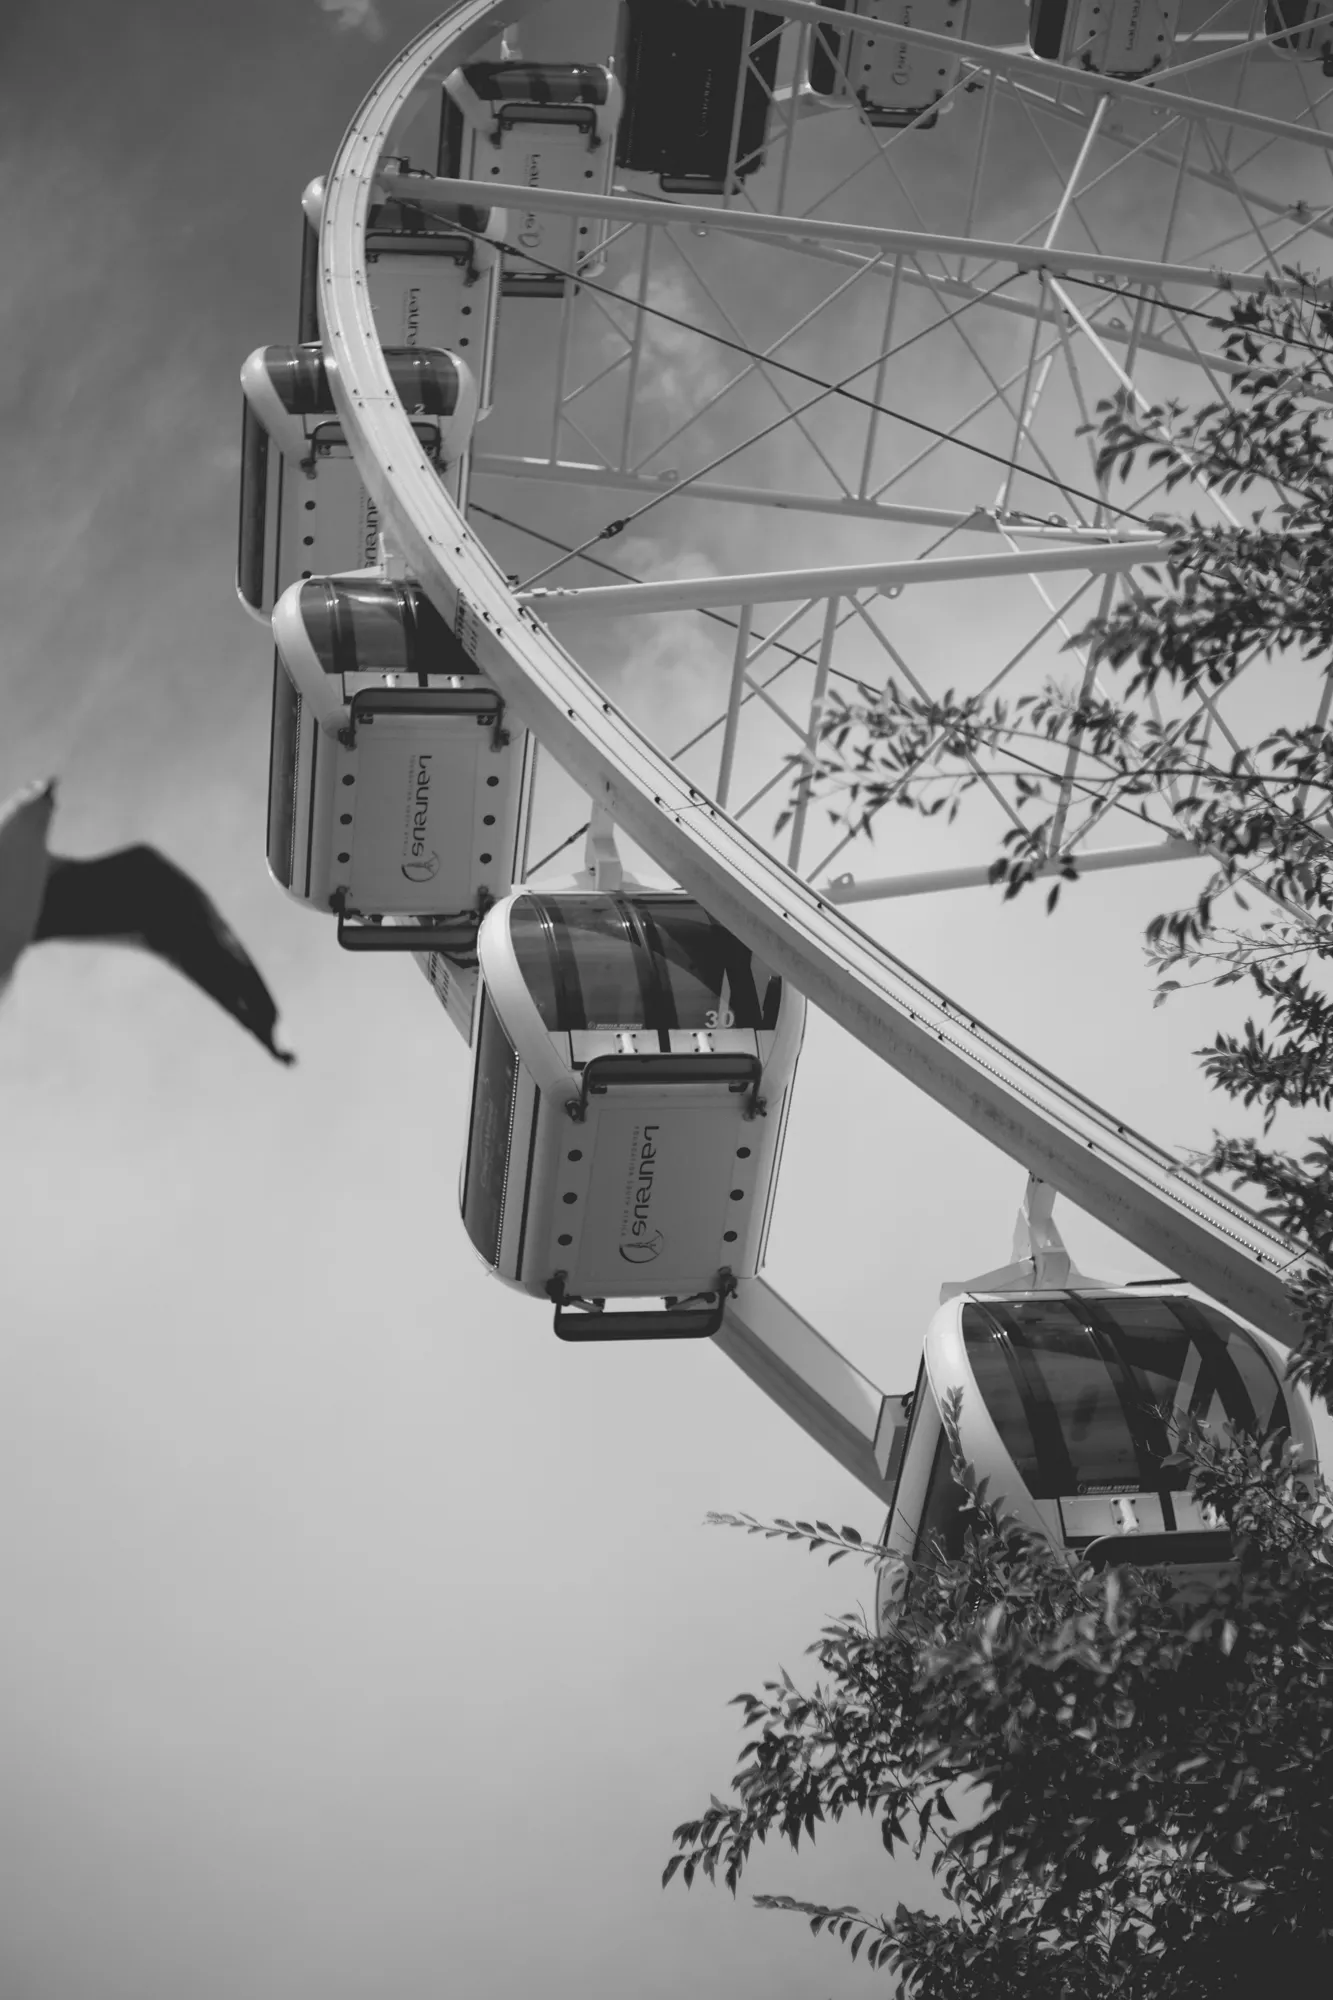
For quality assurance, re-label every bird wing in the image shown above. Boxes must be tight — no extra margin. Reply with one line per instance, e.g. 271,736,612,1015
35,845,296,1065
0,777,57,986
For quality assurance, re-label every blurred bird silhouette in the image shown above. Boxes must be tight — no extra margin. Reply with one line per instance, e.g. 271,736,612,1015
1,777,296,1065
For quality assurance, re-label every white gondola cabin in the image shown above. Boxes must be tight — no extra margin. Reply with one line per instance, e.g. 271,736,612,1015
460,890,806,1338
1027,0,1180,77
440,61,622,297
301,173,504,420
614,0,783,195
236,341,476,623
808,2,971,129
267,574,532,952
877,1285,1318,1629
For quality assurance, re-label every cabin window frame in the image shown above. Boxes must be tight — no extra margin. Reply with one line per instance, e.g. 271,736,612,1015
962,1294,1292,1502
461,991,522,1265
266,654,303,891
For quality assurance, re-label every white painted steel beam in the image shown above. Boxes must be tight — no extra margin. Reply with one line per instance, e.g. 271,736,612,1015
474,454,998,527
390,172,1331,299
718,1278,909,1504
825,840,1204,904
473,455,1184,531
520,538,1174,617
319,2,1308,1349
738,233,1333,404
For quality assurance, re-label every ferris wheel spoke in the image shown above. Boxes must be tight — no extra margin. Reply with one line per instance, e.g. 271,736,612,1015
1137,286,1259,411
476,455,976,524
782,596,840,871
1280,37,1333,151
796,238,1253,386
1054,279,1252,529
838,595,1037,848
564,318,639,410
1227,202,1333,278
993,102,1118,279
1046,571,1122,856
523,532,1169,620
802,558,1141,890
642,231,890,480
1004,84,1321,248
1001,530,1113,664
1197,127,1300,277
774,83,942,244
1003,298,1057,514
1049,307,1116,479
416,166,1326,301
619,251,862,496
918,308,1102,528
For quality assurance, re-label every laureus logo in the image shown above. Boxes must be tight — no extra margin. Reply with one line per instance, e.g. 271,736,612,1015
402,754,439,881
519,152,543,250
619,1125,665,1263
619,1230,665,1266
361,495,380,570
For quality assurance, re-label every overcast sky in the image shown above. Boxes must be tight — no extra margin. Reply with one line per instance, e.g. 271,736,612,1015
3,4,1330,1997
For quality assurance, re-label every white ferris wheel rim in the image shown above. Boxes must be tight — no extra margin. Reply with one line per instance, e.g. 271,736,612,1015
314,0,1322,1346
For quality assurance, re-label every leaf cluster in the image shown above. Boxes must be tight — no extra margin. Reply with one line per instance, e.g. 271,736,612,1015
666,1403,1333,1996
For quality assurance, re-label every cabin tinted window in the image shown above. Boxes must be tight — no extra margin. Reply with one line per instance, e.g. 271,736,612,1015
298,219,320,345
508,897,562,1028
616,0,780,188
963,1295,1290,1499
1193,1303,1286,1431
508,895,644,1030
1029,0,1069,60
1268,2,1315,50
913,1425,970,1568
965,1301,1140,1496
462,992,520,1265
465,61,609,108
960,1307,1045,1492
510,894,785,1033
565,897,644,1027
808,0,847,96
299,578,468,680
266,657,302,890
237,401,271,613
1018,1299,1146,1490
639,900,780,1029
1068,1294,1289,1457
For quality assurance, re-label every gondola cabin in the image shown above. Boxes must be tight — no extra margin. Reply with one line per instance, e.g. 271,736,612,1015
1027,0,1180,76
1266,1,1333,67
236,341,476,623
267,575,532,953
808,2,971,129
440,61,622,297
301,174,503,420
614,0,783,195
877,1285,1317,1629
461,890,806,1338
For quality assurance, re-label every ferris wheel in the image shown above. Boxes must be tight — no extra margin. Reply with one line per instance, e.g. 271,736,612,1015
239,0,1333,1529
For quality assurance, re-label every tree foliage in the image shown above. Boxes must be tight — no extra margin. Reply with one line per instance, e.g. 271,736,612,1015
700,286,1333,1989
793,283,1333,1401
666,1398,1333,1996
